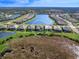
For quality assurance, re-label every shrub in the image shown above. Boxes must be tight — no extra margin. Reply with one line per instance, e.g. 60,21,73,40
6,37,13,41
48,33,53,37
29,33,35,36
0,40,5,44
19,35,23,38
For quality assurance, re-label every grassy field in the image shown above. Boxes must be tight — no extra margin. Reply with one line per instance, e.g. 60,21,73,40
15,15,27,20
2,36,76,59
53,32,79,41
0,31,79,53
0,44,7,53
0,31,79,41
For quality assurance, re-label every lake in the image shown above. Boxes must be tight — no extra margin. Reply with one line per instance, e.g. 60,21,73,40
26,15,55,25
0,32,15,39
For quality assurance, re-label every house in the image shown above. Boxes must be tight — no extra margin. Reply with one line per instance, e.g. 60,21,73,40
62,26,72,32
50,15,67,25
44,25,52,31
35,25,41,31
27,25,35,31
22,18,27,22
0,25,6,30
7,24,18,31
17,25,27,31
40,25,45,31
13,20,23,24
53,25,62,32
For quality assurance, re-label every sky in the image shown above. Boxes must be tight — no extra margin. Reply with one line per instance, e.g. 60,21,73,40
0,0,79,7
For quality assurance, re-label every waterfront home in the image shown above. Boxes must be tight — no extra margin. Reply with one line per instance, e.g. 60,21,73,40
7,24,17,31
77,26,79,31
57,19,66,25
50,14,67,25
17,25,27,31
0,13,6,21
35,25,47,31
62,26,72,32
71,13,79,19
44,25,52,31
9,14,21,20
60,14,78,23
69,13,79,22
22,18,27,22
27,25,35,31
0,25,6,30
35,25,42,31
5,14,21,20
53,26,62,32
13,20,23,24
0,18,6,22
40,25,45,31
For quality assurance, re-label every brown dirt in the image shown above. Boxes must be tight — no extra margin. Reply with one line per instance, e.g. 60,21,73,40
2,36,79,59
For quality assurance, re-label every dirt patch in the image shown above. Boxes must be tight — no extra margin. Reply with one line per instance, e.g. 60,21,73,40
1,36,79,59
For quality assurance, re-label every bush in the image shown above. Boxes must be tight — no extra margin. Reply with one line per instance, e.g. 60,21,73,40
6,37,13,41
29,33,35,36
19,35,23,38
48,33,53,37
1,48,12,56
6,38,10,41
37,33,44,35
25,35,29,37
0,40,5,44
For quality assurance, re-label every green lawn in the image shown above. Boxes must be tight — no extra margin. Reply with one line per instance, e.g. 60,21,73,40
0,31,79,41
3,31,79,41
0,44,7,53
53,32,79,41
15,15,27,20
0,31,79,53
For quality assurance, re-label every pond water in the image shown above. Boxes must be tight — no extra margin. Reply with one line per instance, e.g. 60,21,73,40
26,15,55,25
0,32,15,39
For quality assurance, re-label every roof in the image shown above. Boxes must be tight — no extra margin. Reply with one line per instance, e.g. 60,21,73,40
54,26,62,31
62,26,71,32
44,25,52,29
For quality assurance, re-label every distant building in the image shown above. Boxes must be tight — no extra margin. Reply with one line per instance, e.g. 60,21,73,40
22,18,27,22
13,20,23,24
70,13,79,19
50,14,67,25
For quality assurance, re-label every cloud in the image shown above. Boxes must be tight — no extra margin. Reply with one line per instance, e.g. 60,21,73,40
0,0,29,5
26,0,79,7
15,0,29,4
0,0,79,7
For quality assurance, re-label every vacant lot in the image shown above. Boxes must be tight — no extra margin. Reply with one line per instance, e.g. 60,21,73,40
1,36,79,59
